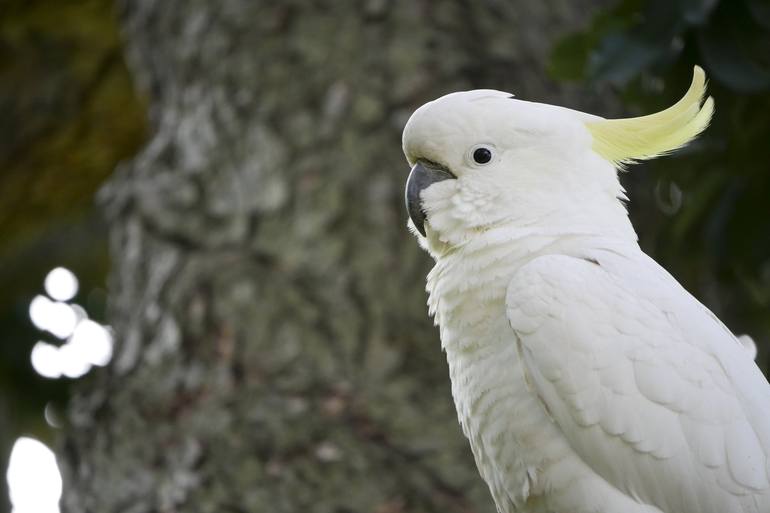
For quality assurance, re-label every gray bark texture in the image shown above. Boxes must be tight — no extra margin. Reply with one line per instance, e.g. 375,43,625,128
60,2,611,512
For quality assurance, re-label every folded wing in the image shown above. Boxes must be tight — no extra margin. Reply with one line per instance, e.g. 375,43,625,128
506,250,770,513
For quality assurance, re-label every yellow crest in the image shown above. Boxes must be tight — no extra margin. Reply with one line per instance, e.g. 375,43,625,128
586,66,714,166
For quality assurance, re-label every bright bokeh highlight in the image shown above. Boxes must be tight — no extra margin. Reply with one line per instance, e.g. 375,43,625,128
28,267,114,380
6,437,62,513
29,321,114,380
30,342,63,379
57,342,93,379
28,296,78,340
19,268,116,512
44,267,79,302
69,320,113,367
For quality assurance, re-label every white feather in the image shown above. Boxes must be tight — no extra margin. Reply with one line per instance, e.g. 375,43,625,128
402,73,770,513
504,247,770,512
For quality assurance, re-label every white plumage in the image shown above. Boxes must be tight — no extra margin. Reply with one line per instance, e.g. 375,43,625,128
403,68,770,513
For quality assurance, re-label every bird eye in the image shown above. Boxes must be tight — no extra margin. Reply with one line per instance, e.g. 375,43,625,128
471,146,493,165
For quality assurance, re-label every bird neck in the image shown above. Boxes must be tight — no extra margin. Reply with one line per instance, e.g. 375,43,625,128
425,225,639,352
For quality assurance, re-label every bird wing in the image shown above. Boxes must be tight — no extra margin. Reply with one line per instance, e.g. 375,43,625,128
505,249,770,513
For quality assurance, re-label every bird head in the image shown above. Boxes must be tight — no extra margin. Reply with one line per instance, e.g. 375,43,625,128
403,67,713,255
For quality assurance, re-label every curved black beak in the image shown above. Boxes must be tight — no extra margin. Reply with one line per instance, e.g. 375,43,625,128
405,161,456,237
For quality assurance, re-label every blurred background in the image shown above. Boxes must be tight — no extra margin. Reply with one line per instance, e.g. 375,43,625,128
0,0,768,512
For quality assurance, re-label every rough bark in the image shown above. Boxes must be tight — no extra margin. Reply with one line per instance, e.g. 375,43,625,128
60,2,611,512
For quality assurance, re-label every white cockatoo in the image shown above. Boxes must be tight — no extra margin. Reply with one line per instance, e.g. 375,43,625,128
402,67,770,513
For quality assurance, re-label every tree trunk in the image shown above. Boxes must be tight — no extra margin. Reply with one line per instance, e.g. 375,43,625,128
60,2,610,512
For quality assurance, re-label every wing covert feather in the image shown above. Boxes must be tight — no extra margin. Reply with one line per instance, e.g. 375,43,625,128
505,253,770,513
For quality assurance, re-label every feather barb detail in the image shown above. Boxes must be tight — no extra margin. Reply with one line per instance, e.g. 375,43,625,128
586,66,714,166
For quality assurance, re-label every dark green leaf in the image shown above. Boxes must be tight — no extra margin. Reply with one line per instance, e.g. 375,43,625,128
746,0,770,30
549,33,592,80
677,0,719,25
697,26,770,92
587,32,669,85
